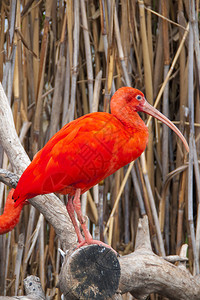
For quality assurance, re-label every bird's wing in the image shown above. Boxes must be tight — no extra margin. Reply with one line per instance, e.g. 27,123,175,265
37,112,128,191
14,112,131,199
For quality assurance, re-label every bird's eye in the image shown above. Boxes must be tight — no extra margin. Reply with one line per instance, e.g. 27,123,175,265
136,95,142,101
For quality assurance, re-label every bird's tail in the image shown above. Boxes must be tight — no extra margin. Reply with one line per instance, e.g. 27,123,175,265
0,189,24,234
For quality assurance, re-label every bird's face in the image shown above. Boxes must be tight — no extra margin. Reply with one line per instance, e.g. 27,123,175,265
127,90,147,112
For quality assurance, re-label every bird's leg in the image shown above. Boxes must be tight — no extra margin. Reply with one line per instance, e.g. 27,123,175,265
72,189,93,244
73,189,117,254
66,195,85,243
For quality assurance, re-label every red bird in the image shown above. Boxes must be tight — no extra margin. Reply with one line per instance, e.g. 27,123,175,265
1,88,189,246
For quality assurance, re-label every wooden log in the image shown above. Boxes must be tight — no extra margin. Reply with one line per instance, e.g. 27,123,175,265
58,245,120,299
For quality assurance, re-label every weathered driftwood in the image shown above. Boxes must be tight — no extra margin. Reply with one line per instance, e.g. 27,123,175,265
23,275,46,300
57,216,200,300
0,84,200,299
0,276,45,300
119,216,200,300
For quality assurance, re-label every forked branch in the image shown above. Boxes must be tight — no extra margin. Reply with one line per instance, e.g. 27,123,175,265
118,216,200,299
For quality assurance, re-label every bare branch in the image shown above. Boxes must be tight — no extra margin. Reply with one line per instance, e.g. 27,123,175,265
119,216,200,300
0,276,45,300
23,276,45,300
0,168,19,188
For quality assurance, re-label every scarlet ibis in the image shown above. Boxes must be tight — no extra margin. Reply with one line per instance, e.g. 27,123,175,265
1,88,189,247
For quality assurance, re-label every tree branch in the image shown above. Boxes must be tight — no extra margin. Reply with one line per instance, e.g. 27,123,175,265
23,275,46,300
118,216,200,300
0,276,46,300
0,168,19,188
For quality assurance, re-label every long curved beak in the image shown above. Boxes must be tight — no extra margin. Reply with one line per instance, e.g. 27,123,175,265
141,100,189,152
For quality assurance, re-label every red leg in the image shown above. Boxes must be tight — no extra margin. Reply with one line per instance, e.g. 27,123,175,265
73,189,117,254
66,195,84,243
72,189,93,243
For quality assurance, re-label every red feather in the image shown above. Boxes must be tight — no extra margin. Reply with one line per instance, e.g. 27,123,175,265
0,189,24,234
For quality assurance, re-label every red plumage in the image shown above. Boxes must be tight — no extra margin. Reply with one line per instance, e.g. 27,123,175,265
0,189,24,234
13,88,148,206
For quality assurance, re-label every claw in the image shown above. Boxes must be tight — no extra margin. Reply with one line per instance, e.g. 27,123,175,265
75,239,117,255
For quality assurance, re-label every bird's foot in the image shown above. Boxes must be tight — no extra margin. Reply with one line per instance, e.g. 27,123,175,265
75,239,118,255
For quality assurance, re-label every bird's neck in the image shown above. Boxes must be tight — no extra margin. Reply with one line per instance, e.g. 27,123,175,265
111,102,148,134
110,103,149,165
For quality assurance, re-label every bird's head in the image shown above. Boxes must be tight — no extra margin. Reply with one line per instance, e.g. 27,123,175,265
110,87,189,152
110,87,146,113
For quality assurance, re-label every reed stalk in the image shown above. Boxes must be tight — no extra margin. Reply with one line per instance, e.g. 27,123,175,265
68,0,79,122
161,0,170,252
0,2,199,297
80,0,93,112
138,0,154,192
62,45,70,126
188,0,199,274
33,16,50,153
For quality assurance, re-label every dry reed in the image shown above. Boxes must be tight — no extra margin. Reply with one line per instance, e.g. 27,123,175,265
0,1,199,298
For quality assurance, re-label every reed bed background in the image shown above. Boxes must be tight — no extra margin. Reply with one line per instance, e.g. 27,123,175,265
0,0,199,299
